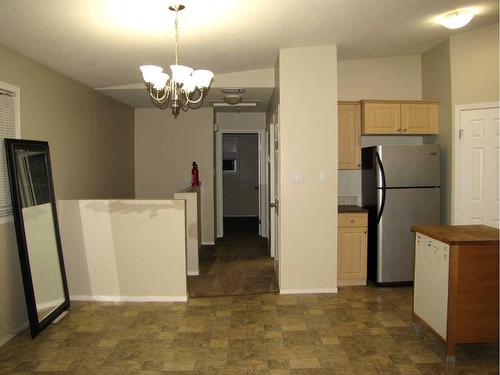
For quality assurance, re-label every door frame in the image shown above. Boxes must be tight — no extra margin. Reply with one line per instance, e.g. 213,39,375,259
452,101,500,224
216,129,268,238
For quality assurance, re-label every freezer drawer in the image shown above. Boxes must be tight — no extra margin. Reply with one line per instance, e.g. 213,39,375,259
376,187,440,283
377,144,440,188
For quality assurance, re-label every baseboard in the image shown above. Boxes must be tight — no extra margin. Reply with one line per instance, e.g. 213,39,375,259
279,288,338,295
202,241,215,246
187,271,199,276
0,321,29,348
70,295,188,302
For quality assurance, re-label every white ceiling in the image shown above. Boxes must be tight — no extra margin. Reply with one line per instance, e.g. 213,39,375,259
0,0,498,101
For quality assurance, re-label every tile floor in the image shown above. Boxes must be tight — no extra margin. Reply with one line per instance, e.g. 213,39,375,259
0,286,498,374
188,218,278,298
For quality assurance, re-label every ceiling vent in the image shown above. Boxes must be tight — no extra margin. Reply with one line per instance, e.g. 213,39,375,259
221,88,245,94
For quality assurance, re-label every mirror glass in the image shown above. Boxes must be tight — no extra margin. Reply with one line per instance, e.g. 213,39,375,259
14,149,65,322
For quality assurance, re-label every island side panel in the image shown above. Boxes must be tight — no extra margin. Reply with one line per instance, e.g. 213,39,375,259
454,243,499,344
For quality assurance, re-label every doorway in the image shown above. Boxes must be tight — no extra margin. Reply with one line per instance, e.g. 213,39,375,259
188,128,277,297
453,102,499,227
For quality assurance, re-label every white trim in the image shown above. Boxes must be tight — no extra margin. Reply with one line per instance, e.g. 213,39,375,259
0,321,29,348
70,295,188,302
279,288,338,295
187,271,199,276
202,241,215,245
452,102,500,224
216,129,268,238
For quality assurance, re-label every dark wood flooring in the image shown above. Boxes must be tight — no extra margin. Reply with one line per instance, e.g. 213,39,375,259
188,218,279,298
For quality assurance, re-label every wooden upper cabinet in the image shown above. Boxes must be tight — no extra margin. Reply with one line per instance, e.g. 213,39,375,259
362,102,401,134
361,100,439,135
401,103,438,134
338,102,361,169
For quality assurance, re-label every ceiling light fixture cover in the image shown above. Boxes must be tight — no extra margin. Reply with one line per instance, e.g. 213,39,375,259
139,4,214,117
224,94,242,105
439,9,475,29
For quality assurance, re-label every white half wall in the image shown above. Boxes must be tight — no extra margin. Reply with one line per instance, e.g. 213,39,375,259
58,200,187,301
174,187,200,276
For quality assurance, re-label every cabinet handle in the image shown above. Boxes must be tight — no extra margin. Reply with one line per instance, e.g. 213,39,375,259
403,128,407,132
364,231,367,234
350,219,355,223
357,163,361,167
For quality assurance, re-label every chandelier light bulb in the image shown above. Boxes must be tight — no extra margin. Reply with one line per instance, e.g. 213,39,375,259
439,10,475,29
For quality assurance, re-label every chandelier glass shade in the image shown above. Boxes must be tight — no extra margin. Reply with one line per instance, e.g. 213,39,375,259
139,4,214,116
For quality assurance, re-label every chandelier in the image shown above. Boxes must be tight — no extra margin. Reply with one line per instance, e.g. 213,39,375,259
139,4,214,117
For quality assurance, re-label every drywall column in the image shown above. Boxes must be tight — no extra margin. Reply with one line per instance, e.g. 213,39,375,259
422,39,452,224
278,45,338,293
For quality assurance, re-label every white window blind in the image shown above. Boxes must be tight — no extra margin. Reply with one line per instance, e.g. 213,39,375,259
0,89,16,218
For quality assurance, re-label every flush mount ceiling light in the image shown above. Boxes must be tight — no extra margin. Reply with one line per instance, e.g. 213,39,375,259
224,94,242,105
139,4,214,117
438,9,475,29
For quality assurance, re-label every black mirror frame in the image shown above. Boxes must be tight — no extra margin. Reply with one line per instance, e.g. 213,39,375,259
4,138,70,338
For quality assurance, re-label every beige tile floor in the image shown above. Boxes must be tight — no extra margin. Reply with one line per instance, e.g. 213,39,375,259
0,286,498,374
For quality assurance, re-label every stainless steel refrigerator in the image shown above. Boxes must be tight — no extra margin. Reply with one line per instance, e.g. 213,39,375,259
362,144,440,285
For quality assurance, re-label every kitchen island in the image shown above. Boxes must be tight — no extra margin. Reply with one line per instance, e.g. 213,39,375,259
411,225,499,365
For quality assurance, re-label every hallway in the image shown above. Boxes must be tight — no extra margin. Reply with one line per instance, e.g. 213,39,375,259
188,218,278,297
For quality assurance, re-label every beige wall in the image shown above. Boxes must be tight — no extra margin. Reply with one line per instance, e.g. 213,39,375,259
0,44,135,345
450,23,499,106
216,112,266,131
279,45,338,293
422,39,452,224
58,200,187,300
421,24,499,224
338,55,422,101
134,108,215,244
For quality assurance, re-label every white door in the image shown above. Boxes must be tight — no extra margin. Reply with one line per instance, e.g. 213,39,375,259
270,107,280,285
456,106,499,228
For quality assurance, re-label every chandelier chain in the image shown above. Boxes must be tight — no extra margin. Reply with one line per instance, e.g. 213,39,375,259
174,7,179,65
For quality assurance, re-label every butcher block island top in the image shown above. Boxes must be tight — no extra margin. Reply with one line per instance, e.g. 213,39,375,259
411,224,499,245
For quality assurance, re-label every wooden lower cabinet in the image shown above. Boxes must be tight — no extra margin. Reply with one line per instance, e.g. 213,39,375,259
338,213,368,286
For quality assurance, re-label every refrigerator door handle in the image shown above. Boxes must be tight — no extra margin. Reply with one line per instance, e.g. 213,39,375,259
376,152,386,224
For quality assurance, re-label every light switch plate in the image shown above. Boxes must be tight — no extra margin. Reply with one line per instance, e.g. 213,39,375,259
293,172,304,183
319,170,327,183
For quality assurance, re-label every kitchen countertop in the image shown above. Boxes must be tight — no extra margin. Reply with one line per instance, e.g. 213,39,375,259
338,205,369,214
411,225,499,245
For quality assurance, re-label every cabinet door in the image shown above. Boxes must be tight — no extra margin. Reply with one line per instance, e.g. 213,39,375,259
362,102,401,134
338,227,367,282
338,104,361,169
401,103,438,134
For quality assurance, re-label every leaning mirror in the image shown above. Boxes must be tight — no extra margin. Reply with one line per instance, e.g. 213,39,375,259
4,139,69,338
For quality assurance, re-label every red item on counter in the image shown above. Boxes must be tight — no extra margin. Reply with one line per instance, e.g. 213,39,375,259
191,161,200,187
